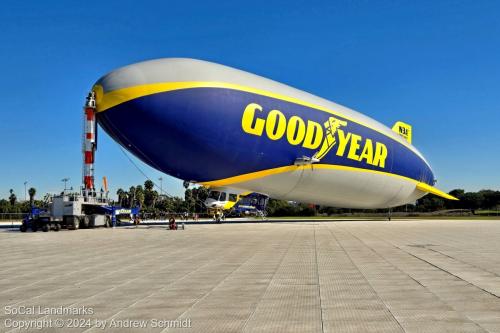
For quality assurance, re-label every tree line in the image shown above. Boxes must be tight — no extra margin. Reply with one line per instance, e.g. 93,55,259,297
0,188,41,214
115,180,209,213
266,189,500,216
1,184,499,216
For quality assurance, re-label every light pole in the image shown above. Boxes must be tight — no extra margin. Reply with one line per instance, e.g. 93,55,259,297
158,177,163,196
24,181,27,201
61,178,70,192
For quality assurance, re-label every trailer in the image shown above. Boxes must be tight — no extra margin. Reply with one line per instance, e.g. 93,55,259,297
20,193,139,232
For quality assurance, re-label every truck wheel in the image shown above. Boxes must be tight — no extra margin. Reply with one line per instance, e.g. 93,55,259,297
42,224,49,232
89,215,96,228
20,224,27,232
32,225,38,232
81,215,90,229
53,224,61,232
68,216,79,230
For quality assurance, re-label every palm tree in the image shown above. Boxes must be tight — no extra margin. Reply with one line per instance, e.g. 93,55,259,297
28,187,36,207
116,188,125,206
8,189,16,206
144,180,154,191
135,189,145,210
129,186,136,207
151,190,159,209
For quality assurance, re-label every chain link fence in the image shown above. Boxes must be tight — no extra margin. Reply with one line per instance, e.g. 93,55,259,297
0,213,26,221
0,213,25,229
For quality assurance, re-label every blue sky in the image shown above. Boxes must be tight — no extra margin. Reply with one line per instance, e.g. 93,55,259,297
1,0,499,200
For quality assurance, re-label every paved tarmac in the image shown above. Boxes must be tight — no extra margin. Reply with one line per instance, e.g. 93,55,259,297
0,219,499,333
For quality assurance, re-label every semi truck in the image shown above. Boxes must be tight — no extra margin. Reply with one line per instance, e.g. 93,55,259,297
20,193,139,232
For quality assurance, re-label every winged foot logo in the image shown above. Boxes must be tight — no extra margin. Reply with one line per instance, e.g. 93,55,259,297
241,102,388,168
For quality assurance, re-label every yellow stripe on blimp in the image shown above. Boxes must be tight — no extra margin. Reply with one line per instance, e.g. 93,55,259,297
200,164,458,201
93,81,416,152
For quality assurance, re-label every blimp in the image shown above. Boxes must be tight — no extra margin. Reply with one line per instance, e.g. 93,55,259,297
91,58,457,210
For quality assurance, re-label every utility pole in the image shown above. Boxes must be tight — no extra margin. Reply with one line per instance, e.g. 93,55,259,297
24,181,28,201
61,178,70,192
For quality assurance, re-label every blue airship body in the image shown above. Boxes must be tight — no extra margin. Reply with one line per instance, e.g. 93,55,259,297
94,58,455,208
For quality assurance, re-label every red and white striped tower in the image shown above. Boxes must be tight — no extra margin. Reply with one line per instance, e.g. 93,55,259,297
83,91,97,196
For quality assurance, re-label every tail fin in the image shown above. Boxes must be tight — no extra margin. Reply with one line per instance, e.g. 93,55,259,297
416,182,459,200
392,121,412,144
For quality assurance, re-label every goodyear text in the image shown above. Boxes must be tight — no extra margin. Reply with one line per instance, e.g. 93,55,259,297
241,103,388,168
